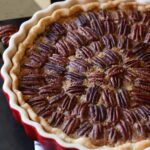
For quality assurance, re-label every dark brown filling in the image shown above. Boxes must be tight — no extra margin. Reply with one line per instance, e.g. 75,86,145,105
19,8,150,146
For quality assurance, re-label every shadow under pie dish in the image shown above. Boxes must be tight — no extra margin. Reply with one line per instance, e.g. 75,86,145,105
1,0,150,149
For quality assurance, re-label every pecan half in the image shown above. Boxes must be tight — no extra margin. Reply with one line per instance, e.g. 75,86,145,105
102,89,117,107
78,26,99,42
19,85,39,95
123,110,136,124
144,32,150,44
116,120,132,141
90,18,104,36
107,107,120,123
89,124,103,140
45,73,63,84
45,63,66,74
56,40,75,56
118,20,130,36
36,42,55,55
39,84,62,96
88,72,104,85
49,23,66,35
69,58,89,72
134,123,146,138
104,50,121,65
102,34,116,49
128,24,145,42
76,13,89,26
98,9,111,21
89,41,103,53
107,128,119,144
66,31,86,48
48,112,64,127
124,59,141,68
108,66,124,77
77,122,92,137
104,20,115,34
20,74,44,86
72,103,89,119
92,56,107,69
90,105,107,122
63,117,80,134
76,46,94,59
63,21,77,31
27,95,48,107
66,84,86,95
65,72,86,81
109,76,122,88
49,92,67,105
116,89,130,108
48,54,68,66
86,86,101,104
61,95,77,111
117,37,132,50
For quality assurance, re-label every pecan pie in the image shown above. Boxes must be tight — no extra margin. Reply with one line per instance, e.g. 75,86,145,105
11,0,150,149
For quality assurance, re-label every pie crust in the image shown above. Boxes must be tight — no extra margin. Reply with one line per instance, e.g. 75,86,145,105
10,0,150,149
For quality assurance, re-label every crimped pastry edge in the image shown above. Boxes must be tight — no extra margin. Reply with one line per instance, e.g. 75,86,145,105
5,0,150,149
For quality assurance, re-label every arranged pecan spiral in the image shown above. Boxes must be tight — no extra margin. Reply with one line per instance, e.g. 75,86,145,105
19,7,150,146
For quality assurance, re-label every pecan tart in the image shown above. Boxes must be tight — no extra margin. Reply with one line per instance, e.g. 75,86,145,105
11,0,150,149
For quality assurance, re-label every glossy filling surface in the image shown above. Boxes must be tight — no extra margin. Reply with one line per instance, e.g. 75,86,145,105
19,8,150,146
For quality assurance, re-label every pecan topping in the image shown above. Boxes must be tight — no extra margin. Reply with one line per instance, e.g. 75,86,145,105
117,38,132,50
134,123,146,137
128,24,145,42
61,95,77,111
102,34,116,49
90,18,104,36
90,105,107,122
72,103,89,119
36,105,54,117
48,112,64,127
116,120,132,140
128,10,141,22
65,72,86,81
98,10,111,21
66,85,86,95
56,40,75,56
19,85,39,95
76,46,94,59
20,74,44,86
36,42,55,55
86,86,101,104
45,63,66,74
116,89,130,108
107,107,120,123
78,26,99,42
124,59,141,68
102,89,116,107
144,32,150,44
77,122,92,137
66,31,86,48
69,58,89,72
23,52,46,68
92,56,107,68
89,41,102,53
63,117,80,134
76,14,89,26
49,23,66,35
48,54,68,66
90,124,103,140
104,20,115,34
109,76,122,88
27,96,48,107
107,128,119,144
118,20,130,36
104,50,121,65
49,92,67,105
39,84,62,96
108,66,124,77
88,72,104,85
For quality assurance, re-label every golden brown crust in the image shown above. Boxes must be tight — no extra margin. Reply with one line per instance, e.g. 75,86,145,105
10,0,150,149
